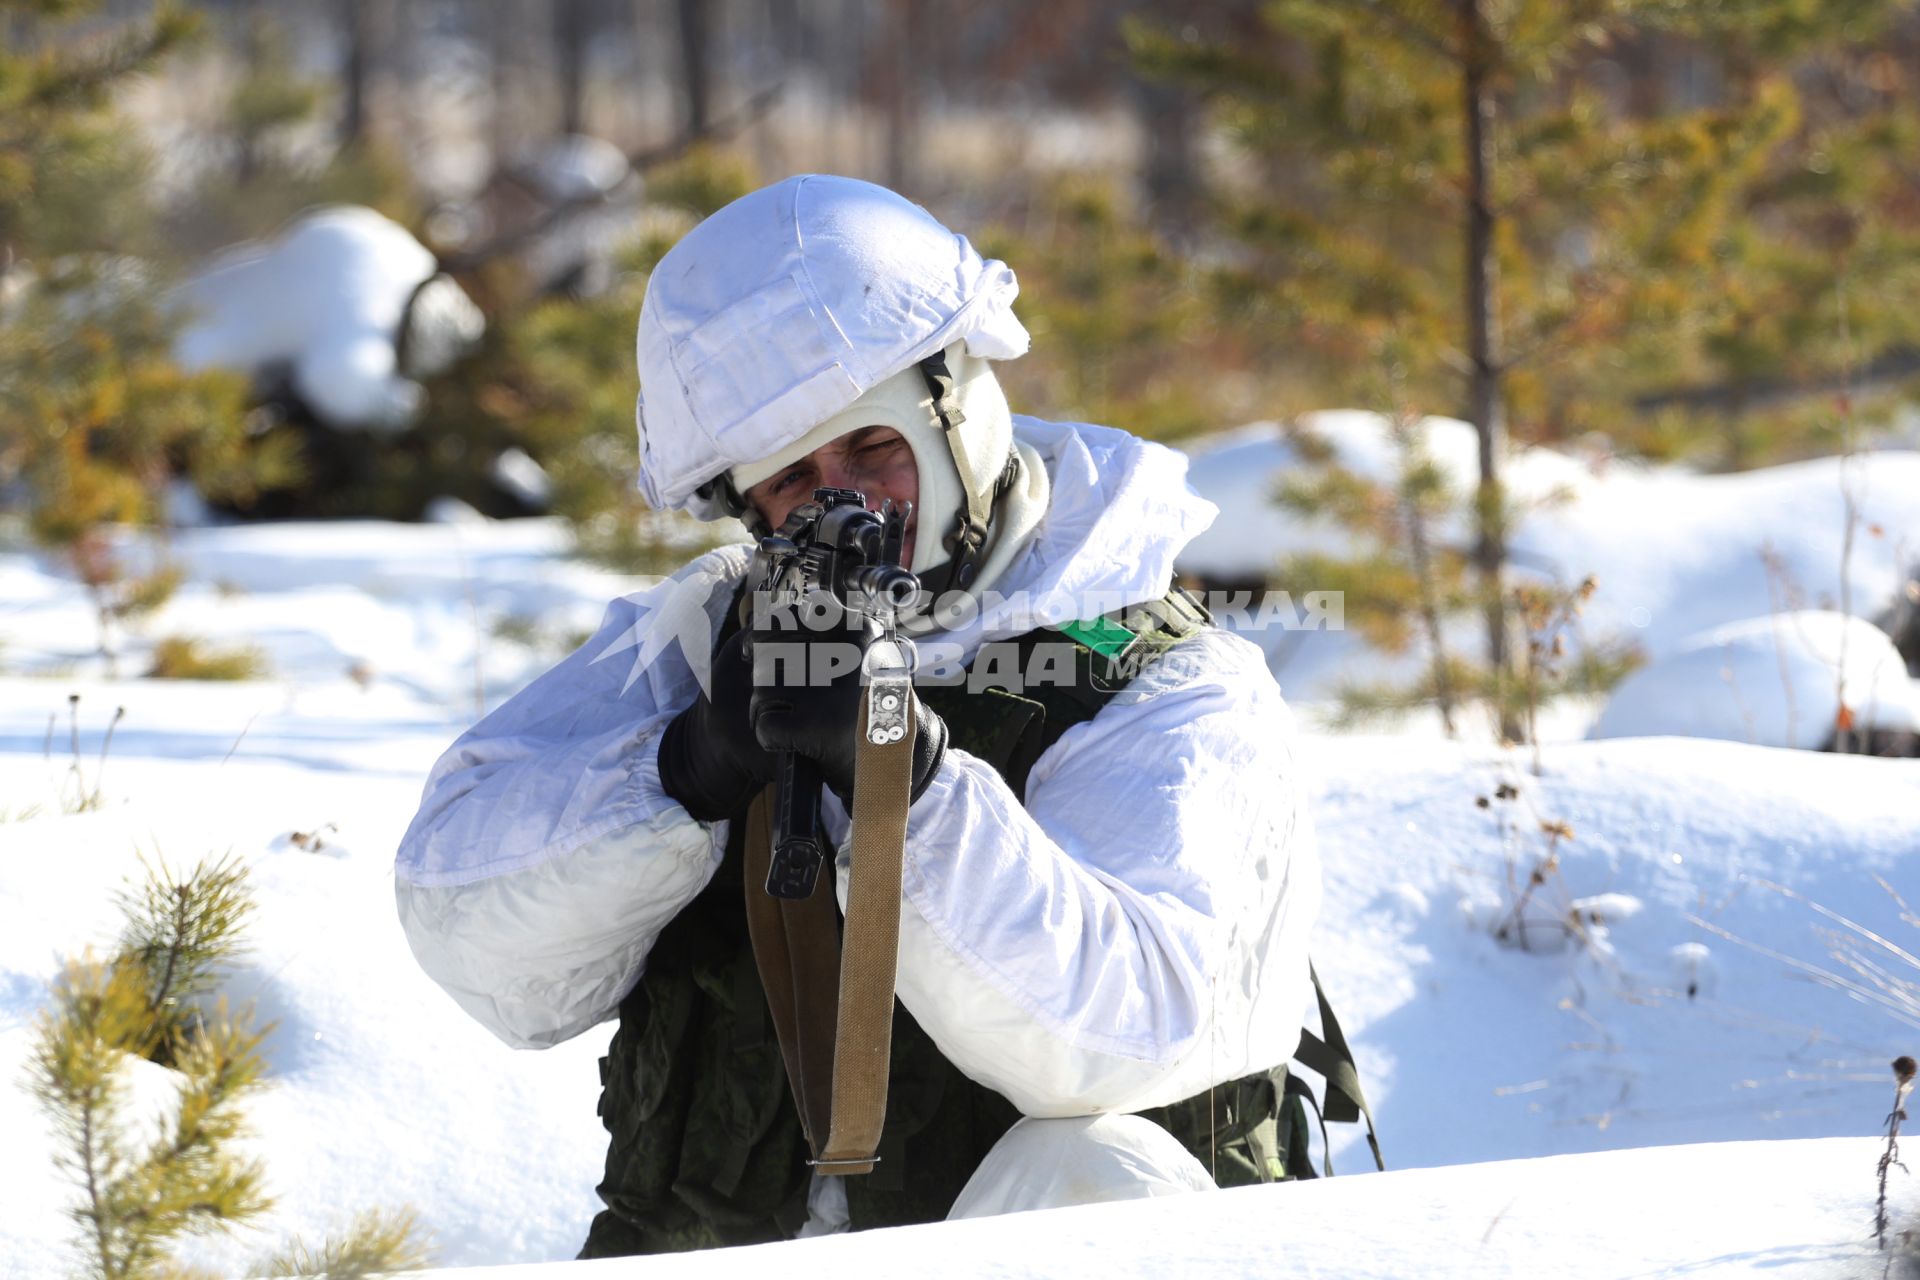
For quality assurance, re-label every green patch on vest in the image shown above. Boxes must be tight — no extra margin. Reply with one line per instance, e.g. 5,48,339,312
1057,614,1137,660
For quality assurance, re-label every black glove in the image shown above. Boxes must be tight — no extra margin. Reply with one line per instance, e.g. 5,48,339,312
656,628,776,822
750,614,948,805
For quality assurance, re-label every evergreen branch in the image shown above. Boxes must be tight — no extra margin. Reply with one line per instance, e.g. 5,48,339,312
30,958,159,1280
1124,20,1289,98
1340,0,1461,64
150,876,190,1030
1499,274,1627,373
116,852,254,1054
18,6,199,117
259,1209,432,1279
81,1080,114,1279
1633,347,1920,415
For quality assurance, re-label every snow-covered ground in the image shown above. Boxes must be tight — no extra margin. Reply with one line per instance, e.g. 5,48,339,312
423,1138,1913,1279
1181,414,1920,747
2,447,1918,1275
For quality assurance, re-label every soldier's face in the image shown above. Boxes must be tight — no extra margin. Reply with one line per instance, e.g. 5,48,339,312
744,426,920,566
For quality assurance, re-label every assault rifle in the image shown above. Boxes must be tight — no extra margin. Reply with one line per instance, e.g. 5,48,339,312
750,487,918,900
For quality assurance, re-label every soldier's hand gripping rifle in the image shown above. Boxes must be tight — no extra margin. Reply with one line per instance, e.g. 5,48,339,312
750,486,918,901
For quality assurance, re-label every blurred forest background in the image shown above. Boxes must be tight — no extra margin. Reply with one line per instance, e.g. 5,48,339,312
7,0,1920,709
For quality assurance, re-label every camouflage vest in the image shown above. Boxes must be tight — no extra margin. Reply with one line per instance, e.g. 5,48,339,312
578,590,1328,1259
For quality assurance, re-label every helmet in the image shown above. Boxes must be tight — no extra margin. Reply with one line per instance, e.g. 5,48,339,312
634,175,1030,590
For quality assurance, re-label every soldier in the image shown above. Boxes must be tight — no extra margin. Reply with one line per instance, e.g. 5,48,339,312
394,174,1325,1255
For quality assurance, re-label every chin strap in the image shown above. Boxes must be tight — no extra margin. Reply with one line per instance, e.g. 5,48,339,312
919,351,1003,593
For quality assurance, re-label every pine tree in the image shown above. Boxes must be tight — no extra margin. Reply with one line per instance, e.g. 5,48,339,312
30,956,273,1279
29,854,431,1280
0,1,301,669
979,178,1275,443
1274,401,1474,735
1132,1,1920,733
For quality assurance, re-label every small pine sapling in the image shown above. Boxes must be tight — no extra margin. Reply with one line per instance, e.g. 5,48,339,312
113,853,253,1065
1273,412,1480,738
29,854,433,1277
29,957,273,1280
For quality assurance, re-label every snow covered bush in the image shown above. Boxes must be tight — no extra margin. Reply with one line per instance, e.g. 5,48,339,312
406,149,756,563
172,207,483,435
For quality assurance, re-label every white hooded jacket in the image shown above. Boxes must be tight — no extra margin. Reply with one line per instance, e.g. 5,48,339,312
394,416,1319,1118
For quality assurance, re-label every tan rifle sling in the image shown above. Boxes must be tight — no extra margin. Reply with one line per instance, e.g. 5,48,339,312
743,687,916,1175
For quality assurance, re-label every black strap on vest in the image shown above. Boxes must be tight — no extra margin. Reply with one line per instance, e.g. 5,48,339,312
1294,965,1385,1174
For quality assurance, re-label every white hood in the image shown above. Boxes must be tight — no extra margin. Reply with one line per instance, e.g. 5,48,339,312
634,175,1030,515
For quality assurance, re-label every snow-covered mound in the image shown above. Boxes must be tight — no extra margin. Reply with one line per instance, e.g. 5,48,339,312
1179,413,1920,713
172,206,485,432
1179,412,1593,578
1521,451,1920,663
1593,610,1920,748
0,518,630,699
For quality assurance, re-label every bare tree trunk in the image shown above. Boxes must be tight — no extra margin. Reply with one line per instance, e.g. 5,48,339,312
881,0,919,191
556,0,589,136
1134,76,1199,239
768,0,803,61
1459,0,1514,735
236,8,266,185
490,0,517,161
338,0,371,147
676,0,713,135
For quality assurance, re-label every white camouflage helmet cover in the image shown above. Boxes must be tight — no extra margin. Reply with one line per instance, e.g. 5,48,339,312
634,174,1030,516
